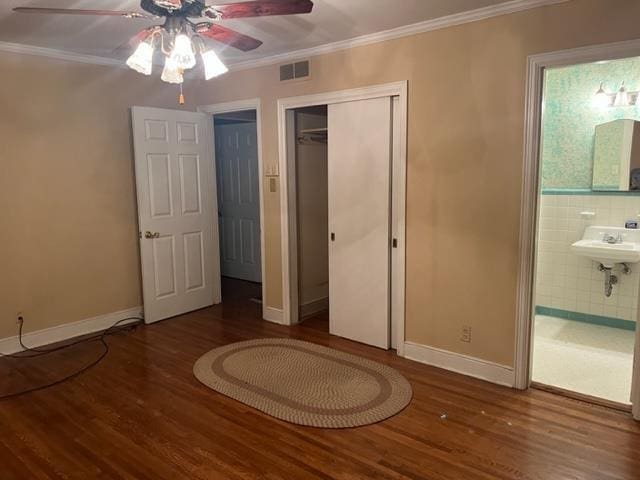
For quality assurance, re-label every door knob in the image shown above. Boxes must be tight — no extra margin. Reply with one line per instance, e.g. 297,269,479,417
144,231,160,239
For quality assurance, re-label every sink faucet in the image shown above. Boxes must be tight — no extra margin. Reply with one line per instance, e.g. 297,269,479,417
603,233,623,244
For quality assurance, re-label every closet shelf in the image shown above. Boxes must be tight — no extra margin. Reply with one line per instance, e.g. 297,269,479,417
299,127,328,135
297,127,328,145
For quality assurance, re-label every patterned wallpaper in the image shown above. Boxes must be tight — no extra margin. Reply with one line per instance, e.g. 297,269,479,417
541,57,640,189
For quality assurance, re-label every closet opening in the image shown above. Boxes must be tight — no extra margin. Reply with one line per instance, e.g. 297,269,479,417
279,83,408,353
291,106,329,325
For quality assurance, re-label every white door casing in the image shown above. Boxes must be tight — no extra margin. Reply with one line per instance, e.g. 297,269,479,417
328,97,392,349
197,99,267,322
215,121,262,283
132,106,221,324
391,96,401,349
277,82,407,353
514,40,640,417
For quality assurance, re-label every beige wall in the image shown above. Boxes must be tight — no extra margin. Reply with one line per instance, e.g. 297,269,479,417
2,0,639,367
0,52,198,339
193,0,640,367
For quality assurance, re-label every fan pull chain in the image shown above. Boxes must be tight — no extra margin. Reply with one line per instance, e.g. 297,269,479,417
179,83,185,105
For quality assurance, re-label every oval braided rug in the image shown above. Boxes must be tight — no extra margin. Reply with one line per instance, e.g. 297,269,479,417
193,338,413,428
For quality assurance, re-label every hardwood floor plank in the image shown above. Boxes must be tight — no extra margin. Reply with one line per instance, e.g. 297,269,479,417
1,279,639,479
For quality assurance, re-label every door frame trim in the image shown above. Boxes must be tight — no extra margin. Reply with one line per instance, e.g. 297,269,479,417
276,81,408,355
198,98,267,319
514,39,640,419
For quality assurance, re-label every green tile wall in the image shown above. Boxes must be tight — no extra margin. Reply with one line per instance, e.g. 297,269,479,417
541,57,640,189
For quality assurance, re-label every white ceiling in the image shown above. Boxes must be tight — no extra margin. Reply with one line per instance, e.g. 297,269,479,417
0,0,513,65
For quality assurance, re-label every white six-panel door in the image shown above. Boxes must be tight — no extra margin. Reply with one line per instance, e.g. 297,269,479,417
328,97,392,349
215,122,262,283
132,107,221,324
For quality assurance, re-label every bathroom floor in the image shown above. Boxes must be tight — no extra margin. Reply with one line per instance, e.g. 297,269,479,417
532,315,635,405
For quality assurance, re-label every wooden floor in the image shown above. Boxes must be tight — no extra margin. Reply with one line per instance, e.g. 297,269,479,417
1,279,639,479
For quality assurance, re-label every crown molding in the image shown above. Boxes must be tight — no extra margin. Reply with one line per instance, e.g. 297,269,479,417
226,0,570,71
0,0,569,72
0,41,125,68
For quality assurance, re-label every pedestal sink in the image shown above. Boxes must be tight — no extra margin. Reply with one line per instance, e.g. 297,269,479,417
571,226,640,268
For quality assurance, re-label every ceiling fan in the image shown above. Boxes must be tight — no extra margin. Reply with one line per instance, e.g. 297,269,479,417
14,0,314,88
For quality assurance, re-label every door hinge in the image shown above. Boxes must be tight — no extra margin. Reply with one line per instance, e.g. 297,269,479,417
392,238,398,248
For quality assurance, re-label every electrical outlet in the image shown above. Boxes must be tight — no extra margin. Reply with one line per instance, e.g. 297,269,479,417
461,325,472,343
16,312,24,325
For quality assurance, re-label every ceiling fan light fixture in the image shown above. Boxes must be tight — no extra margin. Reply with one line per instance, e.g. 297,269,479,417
170,33,197,70
201,49,228,80
126,40,154,75
14,0,317,97
161,56,184,84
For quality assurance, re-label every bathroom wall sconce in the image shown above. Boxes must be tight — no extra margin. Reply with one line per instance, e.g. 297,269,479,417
594,82,639,108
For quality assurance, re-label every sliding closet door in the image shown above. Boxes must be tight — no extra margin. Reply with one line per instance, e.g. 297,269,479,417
328,97,392,349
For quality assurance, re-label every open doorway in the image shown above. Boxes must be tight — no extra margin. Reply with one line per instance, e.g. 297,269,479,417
529,56,640,408
292,106,329,323
213,108,263,305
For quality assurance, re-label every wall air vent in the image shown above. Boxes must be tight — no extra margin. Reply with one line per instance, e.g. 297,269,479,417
280,60,310,81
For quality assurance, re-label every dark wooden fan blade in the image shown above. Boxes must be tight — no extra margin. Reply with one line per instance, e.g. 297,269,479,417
198,24,263,51
206,0,313,19
13,7,151,19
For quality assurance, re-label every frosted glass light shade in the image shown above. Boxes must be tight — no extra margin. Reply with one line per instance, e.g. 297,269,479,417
170,34,196,70
126,42,154,75
614,82,629,107
161,57,183,84
202,50,228,80
593,83,609,108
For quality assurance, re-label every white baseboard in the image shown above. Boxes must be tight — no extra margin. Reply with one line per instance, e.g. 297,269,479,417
403,341,515,387
0,306,143,355
263,306,285,325
300,297,329,319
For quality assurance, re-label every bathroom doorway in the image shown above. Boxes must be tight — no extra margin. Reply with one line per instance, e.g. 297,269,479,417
529,54,640,408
